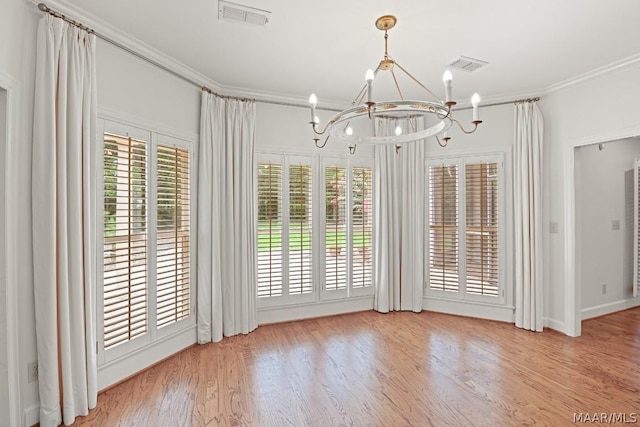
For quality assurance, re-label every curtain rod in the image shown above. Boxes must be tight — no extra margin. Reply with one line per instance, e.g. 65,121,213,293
36,3,540,112
36,2,340,110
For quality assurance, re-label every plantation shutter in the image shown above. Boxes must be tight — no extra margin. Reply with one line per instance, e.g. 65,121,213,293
257,162,283,298
103,133,148,350
465,162,499,296
288,164,313,295
156,144,191,328
428,163,459,292
325,166,348,291
351,166,373,288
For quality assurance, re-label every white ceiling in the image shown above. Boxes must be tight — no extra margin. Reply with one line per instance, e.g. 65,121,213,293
56,0,640,106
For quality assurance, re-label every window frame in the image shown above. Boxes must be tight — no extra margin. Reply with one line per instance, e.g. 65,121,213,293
425,152,506,305
255,151,375,309
256,153,318,308
320,156,375,301
97,119,196,366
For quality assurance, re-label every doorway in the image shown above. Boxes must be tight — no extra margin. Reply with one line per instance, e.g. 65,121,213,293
575,138,640,321
566,126,640,337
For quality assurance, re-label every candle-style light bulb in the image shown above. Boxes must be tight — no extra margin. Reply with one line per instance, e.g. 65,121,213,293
395,125,402,136
309,93,317,123
365,69,375,104
346,126,353,136
442,70,453,103
471,93,481,122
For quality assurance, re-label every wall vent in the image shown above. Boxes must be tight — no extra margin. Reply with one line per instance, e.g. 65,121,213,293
447,56,488,72
218,1,271,26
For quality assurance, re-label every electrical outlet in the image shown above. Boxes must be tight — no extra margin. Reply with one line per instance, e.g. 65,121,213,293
550,222,558,234
28,361,38,383
602,284,607,295
611,220,620,230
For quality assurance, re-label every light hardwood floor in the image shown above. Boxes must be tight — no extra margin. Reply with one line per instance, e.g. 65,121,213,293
72,308,640,426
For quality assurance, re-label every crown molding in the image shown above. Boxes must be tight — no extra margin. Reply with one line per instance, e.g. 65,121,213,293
29,0,224,92
29,0,640,109
546,53,640,93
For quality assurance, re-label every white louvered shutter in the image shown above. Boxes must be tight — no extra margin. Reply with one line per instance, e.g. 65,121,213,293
103,132,148,350
288,163,313,295
351,166,373,289
465,162,499,296
257,162,283,298
325,166,348,291
428,163,459,293
156,144,191,328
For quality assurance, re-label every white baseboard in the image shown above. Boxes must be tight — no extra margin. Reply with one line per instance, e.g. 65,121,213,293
24,403,39,427
258,297,374,325
581,298,640,320
422,297,515,323
543,317,565,333
98,326,197,391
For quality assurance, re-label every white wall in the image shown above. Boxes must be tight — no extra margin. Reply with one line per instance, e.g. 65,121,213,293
96,40,200,135
542,62,640,334
0,1,40,425
577,138,640,316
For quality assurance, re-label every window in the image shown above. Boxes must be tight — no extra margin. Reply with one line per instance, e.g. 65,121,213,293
322,162,374,297
351,166,373,289
256,154,374,307
99,121,194,362
428,162,459,293
103,132,148,349
426,154,503,302
257,162,283,297
325,165,347,291
156,144,191,327
257,155,314,305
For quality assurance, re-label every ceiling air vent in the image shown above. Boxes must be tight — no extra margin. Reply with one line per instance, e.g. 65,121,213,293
447,56,488,72
218,0,271,26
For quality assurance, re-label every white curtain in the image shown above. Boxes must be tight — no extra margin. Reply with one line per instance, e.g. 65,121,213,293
32,15,98,427
400,139,425,312
374,143,401,312
197,92,258,343
514,101,544,332
373,119,425,312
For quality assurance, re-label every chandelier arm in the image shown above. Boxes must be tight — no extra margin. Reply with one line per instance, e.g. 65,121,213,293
390,68,404,100
394,61,442,101
451,118,482,134
314,135,330,148
435,135,449,148
311,121,333,135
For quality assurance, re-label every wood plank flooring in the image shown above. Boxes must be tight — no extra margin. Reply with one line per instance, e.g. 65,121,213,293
72,308,640,426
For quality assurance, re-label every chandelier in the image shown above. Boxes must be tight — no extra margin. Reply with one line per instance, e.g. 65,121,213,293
309,15,482,152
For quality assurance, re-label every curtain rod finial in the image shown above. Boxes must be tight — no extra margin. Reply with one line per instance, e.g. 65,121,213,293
38,3,48,12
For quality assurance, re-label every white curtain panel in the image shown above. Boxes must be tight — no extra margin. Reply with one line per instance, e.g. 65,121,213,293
32,15,98,427
514,101,544,332
373,143,401,312
197,93,258,343
400,139,425,312
373,118,425,312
